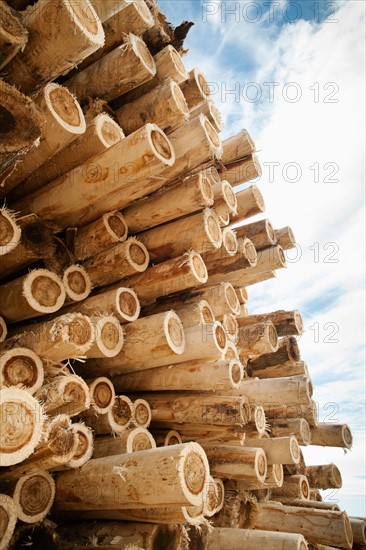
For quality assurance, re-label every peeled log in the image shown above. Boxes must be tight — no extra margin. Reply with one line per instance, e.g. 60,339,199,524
13,123,175,228
0,2,28,71
54,442,210,510
248,336,301,375
207,528,308,550
275,226,297,250
203,444,267,483
0,347,44,395
306,464,342,490
88,0,130,22
5,83,86,197
86,315,124,359
236,218,276,249
222,153,262,187
80,395,134,435
122,169,214,233
35,374,90,417
212,179,238,217
0,494,17,550
237,310,303,337
142,298,215,327
272,474,310,500
310,423,353,449
237,321,278,356
0,268,65,323
62,265,91,303
244,436,300,465
180,68,210,109
87,377,115,414
226,377,312,407
65,34,156,104
0,207,21,256
222,129,255,164
230,185,265,224
92,428,156,458
190,99,224,133
5,0,104,93
270,418,311,446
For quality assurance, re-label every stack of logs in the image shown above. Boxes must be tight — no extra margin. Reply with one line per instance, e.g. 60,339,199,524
0,0,364,549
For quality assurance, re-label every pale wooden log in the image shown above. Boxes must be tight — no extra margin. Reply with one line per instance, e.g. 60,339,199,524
0,217,56,282
5,83,86,196
87,377,115,414
281,500,340,512
311,423,353,449
92,427,155,458
142,298,215,327
270,418,311,446
87,315,124,359
88,0,129,22
54,442,210,510
306,464,342,490
223,314,239,342
17,114,124,195
83,238,149,288
122,169,214,233
0,387,44,467
243,405,267,438
64,422,94,469
272,474,310,500
237,321,278,356
0,317,6,343
63,286,140,324
112,359,243,393
13,123,175,228
0,494,17,550
35,374,90,418
250,502,353,549
266,400,318,428
236,218,276,249
237,310,303,337
256,361,308,380
4,0,104,93
236,287,248,304
222,227,238,256
116,78,188,135
192,282,241,317
0,80,43,180
66,34,156,104
0,347,44,394
230,185,265,225
203,444,267,483
171,320,227,364
212,179,238,217
152,430,183,447
0,207,21,255
180,68,210,109
131,399,152,429
202,475,224,517
190,99,223,133
79,394,134,435
235,269,277,288
138,208,222,260
222,153,262,187
0,268,65,323
62,264,91,303
243,436,300,465
158,114,223,185
0,1,27,70
249,336,301,375
222,129,255,164
207,528,307,550
0,313,95,362
275,226,297,250
203,237,258,281
115,250,208,306
350,518,366,547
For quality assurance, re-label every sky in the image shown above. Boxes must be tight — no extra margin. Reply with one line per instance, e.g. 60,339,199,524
160,0,366,516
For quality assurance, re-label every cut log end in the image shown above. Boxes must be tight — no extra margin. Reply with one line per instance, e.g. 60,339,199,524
88,377,115,414
98,114,125,147
253,405,267,435
24,268,66,315
126,238,150,272
46,83,86,134
111,395,134,433
202,115,223,158
133,399,152,429
164,311,185,354
0,209,21,256
56,313,95,353
0,494,17,550
0,317,7,343
66,0,105,43
225,283,241,315
104,211,128,241
0,347,44,394
128,428,156,453
46,414,78,463
189,251,208,283
117,287,141,322
147,124,175,166
13,470,55,523
91,315,124,358
229,359,244,388
204,209,223,250
68,423,93,468
181,442,210,504
63,265,92,302
223,228,238,256
242,237,258,267
131,32,156,75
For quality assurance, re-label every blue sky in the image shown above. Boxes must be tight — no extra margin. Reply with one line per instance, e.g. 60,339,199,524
161,0,366,515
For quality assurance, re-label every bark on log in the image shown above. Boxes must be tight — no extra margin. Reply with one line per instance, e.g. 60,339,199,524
275,226,297,250
13,123,175,228
5,0,104,93
207,528,308,550
222,153,262,187
35,374,90,417
270,418,311,446
237,310,303,337
203,444,267,483
236,322,278,356
310,423,353,449
306,464,342,490
122,169,214,233
0,208,21,256
180,68,210,109
92,427,156,458
0,387,44,467
87,376,115,414
0,494,17,550
248,336,300,375
80,394,134,435
0,1,28,71
0,347,44,394
236,218,276,249
86,315,124,358
131,399,152,429
349,517,366,547
230,185,265,225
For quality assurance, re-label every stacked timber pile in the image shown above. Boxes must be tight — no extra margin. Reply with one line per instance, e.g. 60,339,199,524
0,0,364,549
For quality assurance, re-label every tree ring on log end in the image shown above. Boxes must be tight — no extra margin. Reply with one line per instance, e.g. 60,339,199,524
67,0,102,37
127,239,150,272
190,252,208,283
133,399,151,428
67,314,94,349
272,463,284,486
133,34,156,75
223,314,238,341
0,209,21,255
223,228,238,256
111,396,134,431
64,265,91,302
230,359,244,387
300,419,311,445
225,283,241,315
222,180,237,212
172,81,189,115
130,428,155,453
99,115,124,147
268,323,278,350
214,322,228,353
164,430,182,446
0,348,43,394
301,477,310,499
46,83,85,134
203,117,222,153
243,238,258,266
90,378,115,413
0,494,16,550
290,436,300,463
199,172,215,205
68,424,93,468
205,209,222,249
16,471,55,523
165,311,185,355
342,425,353,449
256,449,267,481
201,301,215,324
105,212,128,240
117,288,140,322
25,269,65,314
184,451,207,496
254,406,266,434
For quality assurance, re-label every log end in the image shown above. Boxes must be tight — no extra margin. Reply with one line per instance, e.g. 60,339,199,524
13,470,55,523
117,287,141,323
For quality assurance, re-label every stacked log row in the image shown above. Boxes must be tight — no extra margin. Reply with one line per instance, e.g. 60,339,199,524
0,0,362,549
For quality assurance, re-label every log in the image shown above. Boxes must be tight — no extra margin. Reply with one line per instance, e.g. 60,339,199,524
222,153,262,187
212,180,238,217
192,282,241,317
350,518,366,547
43,236,74,275
222,129,255,164
35,374,90,418
153,430,183,447
226,377,312,407
13,123,175,228
270,419,311,446
242,405,267,438
248,336,301,375
230,185,265,224
122,169,214,233
131,399,152,429
0,80,43,180
88,0,129,22
266,400,318,428
0,313,95,362
236,310,303,337
222,227,238,256
0,268,65,323
306,464,342,490
237,269,277,288
17,113,124,195
236,322,278,356
87,376,115,414
190,99,223,133
281,500,340,512
63,286,140,324
272,474,310,500
66,423,94,469
0,347,44,394
203,444,267,483
222,314,239,342
157,114,222,186
275,226,297,250
116,78,189,135
243,436,300,465
0,494,17,550
0,207,20,256
138,208,222,260
236,218,276,249
180,68,210,109
0,1,27,71
3,470,55,524
112,359,244,393
310,423,353,449
4,0,104,93
80,394,134,435
54,442,210,510
204,237,258,280
87,315,124,359
62,264,91,303
236,287,248,304
114,250,208,306
0,215,55,281
92,427,156,458
0,316,6,343
142,298,215,327
5,83,86,196
83,238,149,288
208,528,307,550
249,502,353,549
65,34,156,104
0,387,44,467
